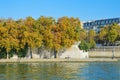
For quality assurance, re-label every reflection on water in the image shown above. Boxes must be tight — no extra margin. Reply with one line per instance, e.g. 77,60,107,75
0,61,120,80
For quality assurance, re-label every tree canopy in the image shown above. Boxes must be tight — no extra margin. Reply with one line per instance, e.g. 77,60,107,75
98,23,120,46
0,16,84,59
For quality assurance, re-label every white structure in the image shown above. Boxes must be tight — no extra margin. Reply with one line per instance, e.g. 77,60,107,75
10,54,18,59
11,42,89,59
59,42,89,58
26,48,53,59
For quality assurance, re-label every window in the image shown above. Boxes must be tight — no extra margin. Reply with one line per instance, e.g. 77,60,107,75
87,23,89,26
101,21,105,24
106,20,108,24
113,19,116,23
98,21,101,25
111,19,113,23
95,21,97,25
108,20,111,23
115,19,119,23
91,22,94,26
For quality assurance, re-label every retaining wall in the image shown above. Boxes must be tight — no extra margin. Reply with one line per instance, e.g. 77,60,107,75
89,46,120,58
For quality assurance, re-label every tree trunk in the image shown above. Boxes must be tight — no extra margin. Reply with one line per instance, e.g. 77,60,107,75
54,50,58,58
7,51,9,59
30,47,32,59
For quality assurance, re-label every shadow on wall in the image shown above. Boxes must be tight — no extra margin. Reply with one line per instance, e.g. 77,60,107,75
10,42,89,59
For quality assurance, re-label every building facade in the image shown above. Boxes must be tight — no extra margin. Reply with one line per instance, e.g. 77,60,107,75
83,18,120,33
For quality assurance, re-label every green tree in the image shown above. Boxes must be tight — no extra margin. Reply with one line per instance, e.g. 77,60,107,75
78,40,90,52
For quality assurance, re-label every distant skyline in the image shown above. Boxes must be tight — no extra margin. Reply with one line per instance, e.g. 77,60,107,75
0,0,120,21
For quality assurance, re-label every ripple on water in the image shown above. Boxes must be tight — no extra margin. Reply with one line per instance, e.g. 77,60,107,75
0,62,119,80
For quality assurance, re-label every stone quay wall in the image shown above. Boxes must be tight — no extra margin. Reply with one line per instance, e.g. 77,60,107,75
89,46,120,58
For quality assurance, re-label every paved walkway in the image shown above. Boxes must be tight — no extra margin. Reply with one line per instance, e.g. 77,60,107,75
0,58,118,63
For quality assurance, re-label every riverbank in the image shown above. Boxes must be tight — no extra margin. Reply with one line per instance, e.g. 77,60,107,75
0,58,118,63
89,46,120,58
89,51,120,58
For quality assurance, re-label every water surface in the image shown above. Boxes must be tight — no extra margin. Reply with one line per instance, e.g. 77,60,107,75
0,61,120,80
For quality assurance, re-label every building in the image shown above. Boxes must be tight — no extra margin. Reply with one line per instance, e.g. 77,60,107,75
83,18,120,33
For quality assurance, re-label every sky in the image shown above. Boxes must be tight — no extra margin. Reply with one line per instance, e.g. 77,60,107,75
0,0,120,21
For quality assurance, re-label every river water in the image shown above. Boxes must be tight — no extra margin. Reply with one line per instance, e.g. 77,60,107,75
0,61,120,80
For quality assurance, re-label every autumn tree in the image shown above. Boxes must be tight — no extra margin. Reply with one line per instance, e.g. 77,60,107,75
53,17,82,58
36,16,55,50
79,29,87,41
97,28,107,45
98,23,120,46
24,16,43,58
111,23,120,41
107,29,118,45
0,18,19,59
0,16,84,59
36,16,82,58
87,29,96,48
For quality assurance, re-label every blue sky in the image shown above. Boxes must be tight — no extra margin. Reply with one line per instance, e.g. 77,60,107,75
0,0,119,21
